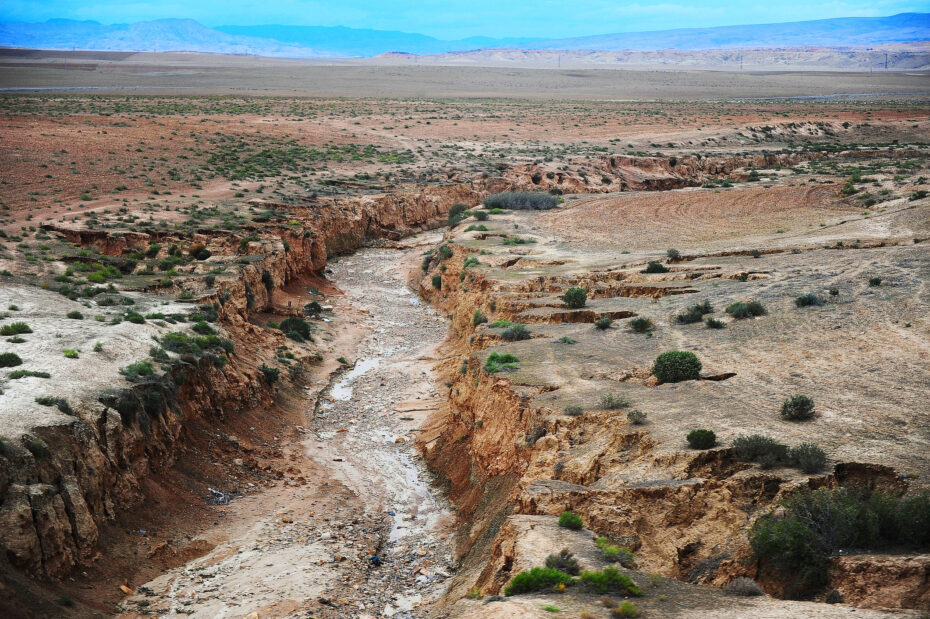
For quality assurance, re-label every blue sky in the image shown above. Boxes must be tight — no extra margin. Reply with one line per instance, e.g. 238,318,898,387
1,0,926,39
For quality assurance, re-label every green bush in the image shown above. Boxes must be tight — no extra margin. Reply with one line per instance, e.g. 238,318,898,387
653,351,702,383
725,301,767,319
705,317,726,329
795,293,824,308
431,274,442,289
501,323,530,341
545,548,581,575
448,203,467,227
483,192,558,211
868,276,882,287
629,317,654,333
260,363,281,383
596,537,635,566
0,352,23,367
558,511,583,530
789,443,827,473
732,434,789,466
564,405,583,417
594,316,613,330
485,351,519,373
504,567,574,596
63,349,79,359
66,310,84,320
580,568,643,596
600,393,631,409
687,429,717,449
675,301,713,324
280,316,311,341
121,361,154,382
191,320,215,335
472,310,488,326
25,438,50,459
781,395,815,421
626,410,647,425
562,287,587,309
125,311,146,324
474,210,489,221
10,370,50,379
643,261,669,274
0,322,32,335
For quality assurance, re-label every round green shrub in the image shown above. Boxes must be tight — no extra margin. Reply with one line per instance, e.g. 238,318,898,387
643,261,669,274
629,317,654,333
0,352,23,368
653,351,702,383
687,429,717,449
562,287,587,309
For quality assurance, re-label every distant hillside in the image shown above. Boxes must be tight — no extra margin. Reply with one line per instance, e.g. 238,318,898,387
0,14,927,59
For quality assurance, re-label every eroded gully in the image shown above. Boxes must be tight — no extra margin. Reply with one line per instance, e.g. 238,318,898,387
122,231,455,618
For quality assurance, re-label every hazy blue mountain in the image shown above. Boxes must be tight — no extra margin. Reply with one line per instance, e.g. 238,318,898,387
0,14,927,58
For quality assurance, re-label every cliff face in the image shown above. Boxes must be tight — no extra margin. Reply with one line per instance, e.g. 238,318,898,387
0,183,479,580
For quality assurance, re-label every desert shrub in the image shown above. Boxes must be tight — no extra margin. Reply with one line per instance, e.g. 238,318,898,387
448,203,467,227
705,317,726,329
63,349,79,359
542,604,560,613
580,568,643,596
868,276,882,286
666,248,681,260
483,192,558,211
7,336,25,343
556,336,576,344
600,393,631,409
25,438,50,459
35,397,72,415
558,511,583,530
260,363,280,383
724,577,764,596
504,567,574,596
189,244,211,260
160,332,233,356
485,351,519,373
526,424,547,446
191,320,215,335
653,351,702,383
474,210,489,221
261,269,274,291
629,317,654,333
789,443,827,473
733,434,789,465
795,293,824,308
431,274,442,289
124,311,146,324
0,322,32,335
437,244,454,261
501,323,531,341
280,316,311,341
66,310,84,320
612,602,640,618
749,249,762,258
463,256,480,268
826,589,844,604
626,410,647,425
564,405,584,417
596,537,635,567
0,352,23,367
562,287,587,309
594,316,613,330
643,261,669,274
781,395,815,421
10,370,50,379
545,548,581,575
676,300,713,324
472,309,487,326
725,301,767,319
687,429,717,449
121,361,154,382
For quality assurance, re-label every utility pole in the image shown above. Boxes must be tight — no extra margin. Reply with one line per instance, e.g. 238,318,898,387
884,52,888,70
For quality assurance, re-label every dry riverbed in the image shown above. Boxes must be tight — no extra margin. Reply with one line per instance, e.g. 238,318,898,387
119,231,455,618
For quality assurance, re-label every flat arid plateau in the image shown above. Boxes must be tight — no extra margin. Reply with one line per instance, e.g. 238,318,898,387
0,56,928,618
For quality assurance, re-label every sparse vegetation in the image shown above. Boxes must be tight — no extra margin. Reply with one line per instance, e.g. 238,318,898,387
643,261,669,274
0,352,23,367
612,602,641,618
795,293,824,307
121,361,155,382
629,317,654,333
626,410,647,425
724,577,764,596
600,393,631,409
565,405,584,417
501,323,531,341
705,317,726,329
545,549,581,575
580,568,643,596
781,394,815,421
0,322,32,336
483,192,558,210
504,567,574,596
260,363,281,383
485,351,520,373
596,537,635,566
594,316,613,330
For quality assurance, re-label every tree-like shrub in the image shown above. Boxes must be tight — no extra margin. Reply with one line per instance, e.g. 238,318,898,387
653,351,701,383
687,429,717,449
643,261,669,274
789,443,827,473
501,323,531,341
733,434,789,465
562,287,587,309
627,410,647,425
629,317,654,333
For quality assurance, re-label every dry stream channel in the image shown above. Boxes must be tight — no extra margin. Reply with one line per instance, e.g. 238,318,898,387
127,232,455,618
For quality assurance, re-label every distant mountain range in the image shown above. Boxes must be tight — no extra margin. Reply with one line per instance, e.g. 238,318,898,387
1,13,928,58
